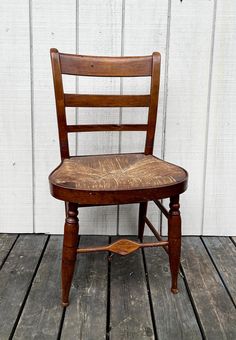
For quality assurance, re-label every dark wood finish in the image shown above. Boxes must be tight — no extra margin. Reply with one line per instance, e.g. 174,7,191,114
14,236,63,339
61,202,79,306
145,52,160,155
67,123,148,132
49,153,188,205
64,93,150,107
49,48,188,305
138,202,148,240
61,236,108,340
110,236,154,339
144,237,202,339
154,199,169,218
145,217,169,254
59,52,153,77
77,238,168,255
50,49,69,160
168,195,181,293
0,235,47,339
181,237,236,339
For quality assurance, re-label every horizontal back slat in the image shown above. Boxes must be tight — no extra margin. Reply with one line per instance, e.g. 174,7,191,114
64,94,150,107
67,124,148,132
60,53,152,77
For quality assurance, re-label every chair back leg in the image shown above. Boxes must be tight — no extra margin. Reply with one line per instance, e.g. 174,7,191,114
138,202,148,240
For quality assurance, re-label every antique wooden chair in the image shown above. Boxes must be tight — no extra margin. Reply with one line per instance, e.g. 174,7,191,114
49,48,188,306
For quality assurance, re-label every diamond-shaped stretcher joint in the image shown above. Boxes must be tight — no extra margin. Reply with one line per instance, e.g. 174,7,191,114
77,238,169,256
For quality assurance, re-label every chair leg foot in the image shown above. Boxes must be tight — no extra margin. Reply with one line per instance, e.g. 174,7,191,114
138,202,148,240
61,202,79,307
168,195,181,294
171,288,179,294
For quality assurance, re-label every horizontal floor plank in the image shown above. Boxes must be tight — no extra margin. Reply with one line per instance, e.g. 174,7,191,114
144,236,202,340
181,237,236,339
14,236,63,340
0,234,48,339
61,236,109,340
109,236,154,339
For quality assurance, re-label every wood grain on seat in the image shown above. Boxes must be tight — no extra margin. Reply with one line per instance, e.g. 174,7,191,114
50,154,187,191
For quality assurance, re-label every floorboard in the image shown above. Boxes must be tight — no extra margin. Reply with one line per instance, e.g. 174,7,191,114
0,234,235,339
0,234,18,268
13,236,63,339
181,237,236,339
109,236,155,340
202,236,236,305
144,237,202,340
0,234,47,339
61,236,109,340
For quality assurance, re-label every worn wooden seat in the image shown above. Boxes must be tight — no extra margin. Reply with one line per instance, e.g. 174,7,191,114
49,48,188,306
50,154,187,204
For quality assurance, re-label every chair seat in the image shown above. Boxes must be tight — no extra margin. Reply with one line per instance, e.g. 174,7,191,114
49,153,188,204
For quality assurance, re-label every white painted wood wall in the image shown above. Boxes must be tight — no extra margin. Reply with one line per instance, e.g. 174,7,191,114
0,0,235,236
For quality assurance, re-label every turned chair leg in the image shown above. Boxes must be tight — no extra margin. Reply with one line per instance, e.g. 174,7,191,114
61,202,79,306
138,202,148,240
168,195,181,294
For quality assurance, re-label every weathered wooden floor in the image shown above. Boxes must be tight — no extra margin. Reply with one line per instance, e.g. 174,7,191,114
0,234,235,340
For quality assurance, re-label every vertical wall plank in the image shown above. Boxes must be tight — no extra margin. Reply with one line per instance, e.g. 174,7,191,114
203,1,236,235
32,0,76,233
0,1,32,232
77,0,123,235
163,0,214,235
119,0,169,235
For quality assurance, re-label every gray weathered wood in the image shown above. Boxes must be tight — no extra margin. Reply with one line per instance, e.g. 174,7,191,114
231,236,236,245
181,237,236,339
14,236,63,339
0,234,47,339
144,236,202,340
202,237,236,305
61,236,109,340
109,236,154,339
0,234,18,267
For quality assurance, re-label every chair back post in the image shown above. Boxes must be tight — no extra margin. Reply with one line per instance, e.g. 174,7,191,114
145,52,161,155
50,48,69,159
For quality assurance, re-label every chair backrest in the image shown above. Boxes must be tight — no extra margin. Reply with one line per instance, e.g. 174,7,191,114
50,48,161,160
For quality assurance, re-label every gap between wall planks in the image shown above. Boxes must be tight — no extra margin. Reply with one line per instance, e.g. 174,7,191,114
203,0,236,235
118,0,169,235
162,0,215,235
76,0,123,235
0,0,33,233
32,0,77,233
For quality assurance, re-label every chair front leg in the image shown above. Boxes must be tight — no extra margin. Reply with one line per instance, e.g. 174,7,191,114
61,202,79,306
168,195,181,294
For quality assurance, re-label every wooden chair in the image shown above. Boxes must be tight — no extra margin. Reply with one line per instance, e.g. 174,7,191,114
49,48,188,306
